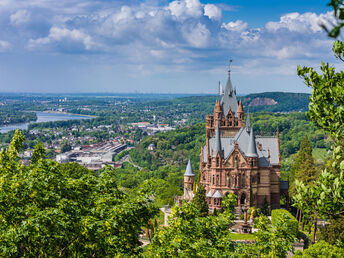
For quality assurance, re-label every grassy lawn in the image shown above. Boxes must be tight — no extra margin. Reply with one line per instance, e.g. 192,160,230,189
230,233,256,241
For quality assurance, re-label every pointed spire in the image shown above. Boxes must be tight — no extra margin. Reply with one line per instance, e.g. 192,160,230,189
237,100,243,113
228,59,232,77
184,159,195,176
246,127,258,157
218,81,223,96
221,61,238,116
246,110,251,132
214,121,222,157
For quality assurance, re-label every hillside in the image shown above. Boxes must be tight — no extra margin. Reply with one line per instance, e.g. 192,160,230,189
239,92,310,112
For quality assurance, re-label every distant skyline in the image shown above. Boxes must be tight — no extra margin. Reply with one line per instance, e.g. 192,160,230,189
0,0,340,94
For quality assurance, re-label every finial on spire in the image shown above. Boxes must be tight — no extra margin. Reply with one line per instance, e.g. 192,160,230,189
218,81,223,96
228,59,233,76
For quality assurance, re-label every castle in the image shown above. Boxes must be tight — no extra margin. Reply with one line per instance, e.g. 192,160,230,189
183,65,281,211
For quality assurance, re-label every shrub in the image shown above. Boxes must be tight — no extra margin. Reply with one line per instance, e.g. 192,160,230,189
271,209,298,237
319,218,344,245
293,241,344,257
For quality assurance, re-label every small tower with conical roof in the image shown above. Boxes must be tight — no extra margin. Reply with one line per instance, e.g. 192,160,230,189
184,159,195,201
246,127,259,174
237,100,244,126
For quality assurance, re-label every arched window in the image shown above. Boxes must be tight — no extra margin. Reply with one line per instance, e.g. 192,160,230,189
234,156,238,168
216,157,219,167
226,173,230,186
241,175,245,187
240,193,246,205
213,175,215,184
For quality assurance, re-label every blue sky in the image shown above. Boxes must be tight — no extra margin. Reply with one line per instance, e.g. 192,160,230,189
0,0,340,94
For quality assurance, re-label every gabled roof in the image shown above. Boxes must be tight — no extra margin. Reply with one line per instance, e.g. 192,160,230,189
184,159,195,176
213,190,222,198
220,71,238,117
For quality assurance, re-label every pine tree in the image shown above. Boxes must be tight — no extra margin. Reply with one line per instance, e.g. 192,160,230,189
289,135,319,196
192,184,208,217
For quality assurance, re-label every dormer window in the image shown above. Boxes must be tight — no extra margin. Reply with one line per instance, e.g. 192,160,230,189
234,156,238,168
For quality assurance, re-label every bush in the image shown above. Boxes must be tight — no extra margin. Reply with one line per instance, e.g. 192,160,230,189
319,218,344,245
293,241,344,257
271,209,298,237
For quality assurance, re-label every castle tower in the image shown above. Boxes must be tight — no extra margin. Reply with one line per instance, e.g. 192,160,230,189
184,159,195,201
199,63,281,211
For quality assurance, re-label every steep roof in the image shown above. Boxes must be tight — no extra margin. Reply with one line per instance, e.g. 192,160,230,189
184,159,195,176
213,122,223,157
203,128,279,167
220,71,238,117
246,127,258,158
213,190,222,198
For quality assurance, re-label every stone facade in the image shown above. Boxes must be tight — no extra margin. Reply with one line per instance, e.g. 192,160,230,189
184,66,281,212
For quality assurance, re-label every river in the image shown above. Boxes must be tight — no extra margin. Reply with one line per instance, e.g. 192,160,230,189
0,112,93,133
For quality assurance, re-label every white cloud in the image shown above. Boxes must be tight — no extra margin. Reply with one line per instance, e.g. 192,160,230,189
167,0,203,20
265,12,335,33
10,9,30,26
222,20,248,32
29,27,94,50
204,4,221,20
182,22,210,48
0,0,338,81
0,40,11,52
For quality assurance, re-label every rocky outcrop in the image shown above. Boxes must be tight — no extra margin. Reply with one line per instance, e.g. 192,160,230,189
248,97,278,106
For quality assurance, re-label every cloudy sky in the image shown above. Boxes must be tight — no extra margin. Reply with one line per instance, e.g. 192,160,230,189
0,0,341,94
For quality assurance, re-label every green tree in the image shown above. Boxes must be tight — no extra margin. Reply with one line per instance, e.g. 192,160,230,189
289,135,319,196
253,212,299,258
191,184,208,217
0,131,158,256
147,202,235,257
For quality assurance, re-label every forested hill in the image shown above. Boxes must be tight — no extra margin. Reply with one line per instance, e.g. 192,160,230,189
239,92,310,112
164,92,310,125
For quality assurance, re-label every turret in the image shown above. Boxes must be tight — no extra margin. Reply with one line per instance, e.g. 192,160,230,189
246,127,258,158
213,121,223,158
237,100,244,126
214,100,222,125
184,159,195,201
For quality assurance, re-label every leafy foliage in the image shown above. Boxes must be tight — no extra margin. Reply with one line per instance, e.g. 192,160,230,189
289,135,319,196
147,202,235,257
271,209,298,237
191,184,208,217
253,212,298,258
293,240,344,258
0,130,158,256
319,218,344,245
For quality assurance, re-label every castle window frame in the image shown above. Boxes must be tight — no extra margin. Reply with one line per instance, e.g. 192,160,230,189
234,156,239,168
